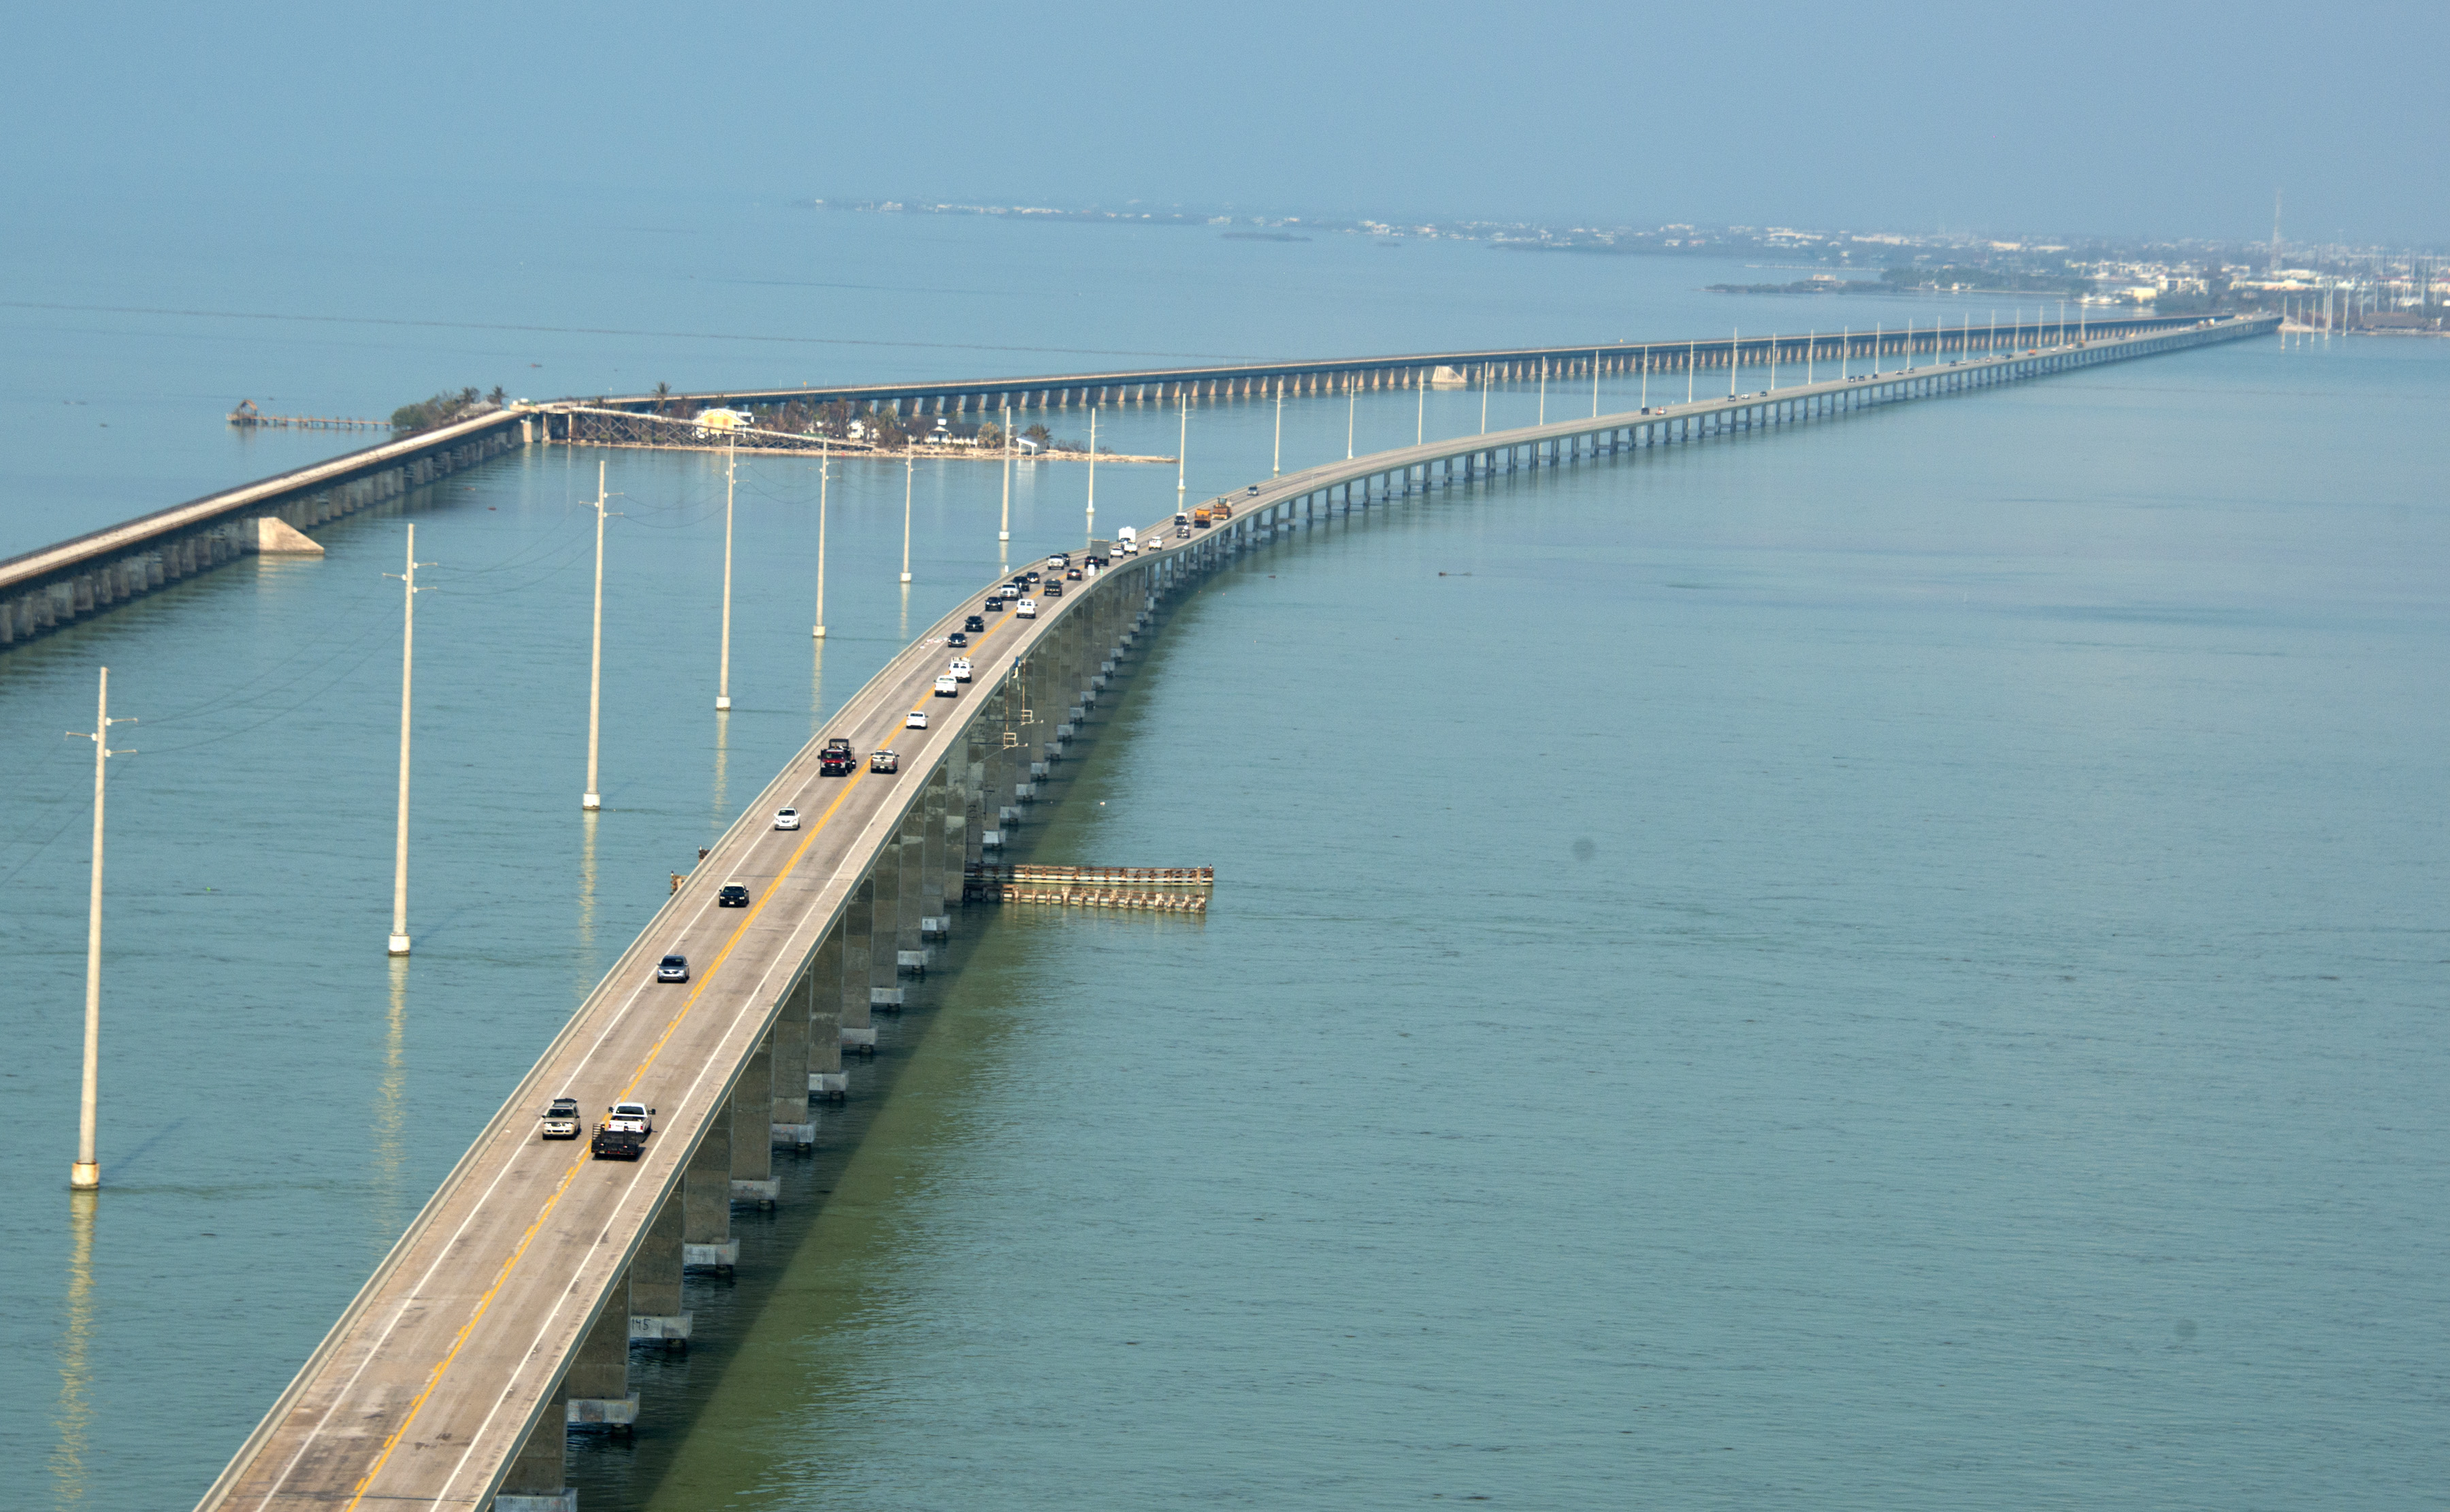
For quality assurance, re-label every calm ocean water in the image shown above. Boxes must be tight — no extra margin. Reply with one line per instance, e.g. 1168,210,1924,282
1,203,2442,1510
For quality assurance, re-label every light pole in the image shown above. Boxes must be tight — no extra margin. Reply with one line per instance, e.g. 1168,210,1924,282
386,525,431,955
1686,341,1695,404
1345,377,1355,459
1176,395,1188,496
1591,349,1600,417
1537,359,1546,424
812,444,828,640
998,404,1012,544
1085,406,1097,545
1480,364,1490,433
900,455,914,584
1272,382,1282,476
1416,377,1424,446
67,665,133,1191
1640,350,1648,410
716,442,736,712
1806,329,1814,386
1729,329,1739,398
583,463,611,810
1872,323,1882,376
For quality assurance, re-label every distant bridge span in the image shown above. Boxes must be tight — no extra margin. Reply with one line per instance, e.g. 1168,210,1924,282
566,311,2213,423
189,313,2274,1512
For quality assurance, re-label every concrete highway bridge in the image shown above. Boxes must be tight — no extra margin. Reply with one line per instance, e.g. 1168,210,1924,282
189,310,2270,1512
568,310,2212,425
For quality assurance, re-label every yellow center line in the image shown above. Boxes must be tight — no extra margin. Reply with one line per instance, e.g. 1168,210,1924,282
336,591,1044,1509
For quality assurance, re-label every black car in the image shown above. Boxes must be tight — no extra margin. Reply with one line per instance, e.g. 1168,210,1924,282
1043,580,1064,597
717,885,750,908
981,598,1004,614
964,614,986,632
948,631,970,648
1064,568,1083,580
1023,570,1042,583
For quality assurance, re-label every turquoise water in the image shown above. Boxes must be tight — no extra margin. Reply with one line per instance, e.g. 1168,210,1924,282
1,208,2443,1509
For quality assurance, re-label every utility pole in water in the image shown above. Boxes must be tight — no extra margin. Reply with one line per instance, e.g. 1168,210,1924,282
717,442,736,712
386,525,432,955
67,666,134,1191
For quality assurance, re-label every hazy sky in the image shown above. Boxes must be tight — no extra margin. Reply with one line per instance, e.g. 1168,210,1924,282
6,0,2443,245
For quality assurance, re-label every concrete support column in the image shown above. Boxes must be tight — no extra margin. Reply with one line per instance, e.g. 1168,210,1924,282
867,857,903,1011
682,1116,736,1271
843,877,880,1046
806,928,847,1095
730,1033,779,1204
563,1269,639,1432
770,1003,813,1145
497,1401,574,1511
919,763,951,937
629,1187,690,1345
895,802,928,972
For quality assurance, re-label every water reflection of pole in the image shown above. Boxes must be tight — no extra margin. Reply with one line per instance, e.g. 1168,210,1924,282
50,1189,95,1502
812,444,828,640
374,958,408,1235
717,441,736,712
710,710,730,833
67,667,133,1190
899,455,914,584
385,527,431,959
583,463,610,812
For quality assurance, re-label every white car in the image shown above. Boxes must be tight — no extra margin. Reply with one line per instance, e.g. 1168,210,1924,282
933,676,959,697
906,708,929,729
1015,598,1038,619
774,807,800,831
949,658,973,682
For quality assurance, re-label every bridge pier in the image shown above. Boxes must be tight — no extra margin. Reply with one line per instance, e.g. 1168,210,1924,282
683,1114,736,1270
866,859,904,1010
770,1008,814,1145
895,802,929,973
730,1034,779,1204
920,766,951,940
495,1406,575,1512
806,930,848,1096
563,1270,639,1432
842,877,881,1045
629,1189,691,1345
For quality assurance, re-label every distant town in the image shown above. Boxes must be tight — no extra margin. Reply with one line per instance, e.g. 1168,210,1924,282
820,198,2447,332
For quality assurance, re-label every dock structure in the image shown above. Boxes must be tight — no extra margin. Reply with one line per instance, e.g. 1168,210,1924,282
189,310,2274,1512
